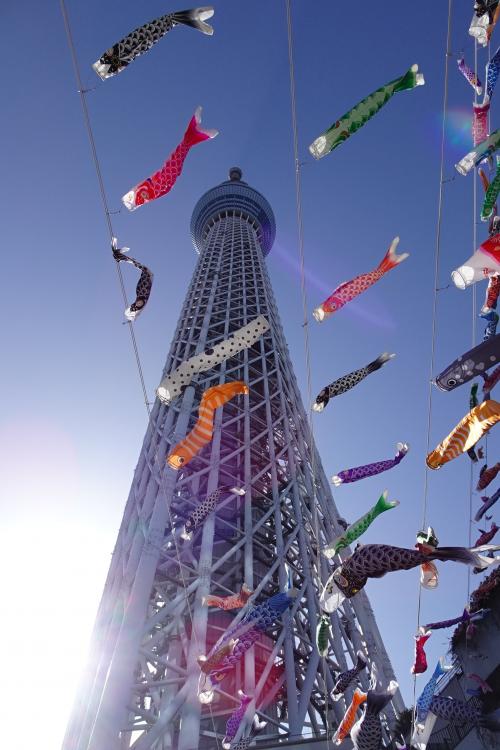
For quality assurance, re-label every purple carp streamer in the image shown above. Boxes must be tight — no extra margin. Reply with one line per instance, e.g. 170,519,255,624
320,543,500,613
313,353,395,412
475,487,500,520
457,57,483,95
112,238,153,321
223,691,252,749
93,7,214,79
332,443,409,485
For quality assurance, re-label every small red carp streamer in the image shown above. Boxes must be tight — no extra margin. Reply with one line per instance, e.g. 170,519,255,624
122,106,218,210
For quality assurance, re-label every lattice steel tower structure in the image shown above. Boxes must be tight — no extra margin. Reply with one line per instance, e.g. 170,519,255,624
63,169,403,750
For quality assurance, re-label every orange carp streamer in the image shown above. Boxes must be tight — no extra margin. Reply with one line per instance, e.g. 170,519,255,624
426,400,500,469
204,584,253,610
167,382,249,469
333,688,367,745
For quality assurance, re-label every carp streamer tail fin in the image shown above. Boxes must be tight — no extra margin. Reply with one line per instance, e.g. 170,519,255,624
173,7,215,35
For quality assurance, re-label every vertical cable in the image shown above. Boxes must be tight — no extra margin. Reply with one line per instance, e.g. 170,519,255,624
411,0,453,738
284,0,331,741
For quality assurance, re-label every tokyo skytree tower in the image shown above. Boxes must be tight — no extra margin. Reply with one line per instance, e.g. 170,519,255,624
63,168,403,750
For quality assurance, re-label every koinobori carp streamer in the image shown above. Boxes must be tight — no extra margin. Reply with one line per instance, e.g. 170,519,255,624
167,382,248,469
157,316,269,404
309,65,424,159
332,443,409,485
313,237,409,321
93,7,214,79
112,238,153,321
323,491,399,558
122,107,218,210
426,400,500,469
313,353,395,412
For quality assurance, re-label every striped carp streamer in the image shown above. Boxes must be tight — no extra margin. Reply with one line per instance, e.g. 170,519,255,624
313,353,395,412
426,400,500,469
473,102,490,146
456,128,500,175
452,233,500,288
223,691,252,749
313,237,409,321
333,688,367,745
476,488,500,520
331,650,368,701
320,542,500,613
332,443,409,485
316,613,331,657
122,107,218,211
93,7,214,79
198,627,261,703
477,462,500,490
197,639,237,674
351,681,399,750
411,628,431,675
323,491,399,559
309,65,424,159
482,162,500,221
475,521,500,546
204,584,253,610
157,316,269,404
111,238,153,321
434,334,500,391
457,57,483,95
167,381,248,469
182,485,245,539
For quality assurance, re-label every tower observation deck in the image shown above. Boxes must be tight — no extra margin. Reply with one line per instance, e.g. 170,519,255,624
62,170,403,750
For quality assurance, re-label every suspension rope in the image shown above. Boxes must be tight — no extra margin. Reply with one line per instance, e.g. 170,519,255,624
411,0,454,737
59,2,223,745
284,0,332,742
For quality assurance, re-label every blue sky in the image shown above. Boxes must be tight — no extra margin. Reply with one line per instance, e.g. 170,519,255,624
2,0,498,747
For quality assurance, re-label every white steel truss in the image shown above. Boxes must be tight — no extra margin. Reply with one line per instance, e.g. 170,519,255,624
62,170,403,750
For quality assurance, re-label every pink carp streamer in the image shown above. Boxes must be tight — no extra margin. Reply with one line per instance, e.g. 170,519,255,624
313,237,409,321
332,442,409,485
457,57,483,95
122,107,218,210
473,102,490,146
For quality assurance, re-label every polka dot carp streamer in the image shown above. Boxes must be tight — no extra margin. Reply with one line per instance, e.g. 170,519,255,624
167,381,249,469
157,316,269,404
434,334,500,392
93,7,214,80
111,238,153,321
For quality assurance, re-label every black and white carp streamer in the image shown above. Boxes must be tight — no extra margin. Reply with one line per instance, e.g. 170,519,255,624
112,238,153,321
157,315,269,403
93,7,214,80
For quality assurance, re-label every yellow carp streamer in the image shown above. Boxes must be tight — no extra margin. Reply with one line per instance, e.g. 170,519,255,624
426,400,500,469
167,382,248,469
